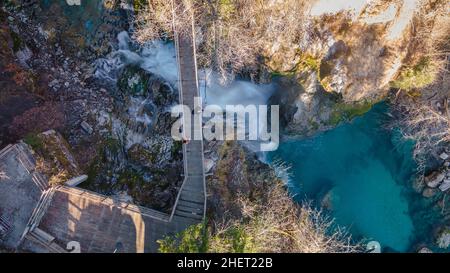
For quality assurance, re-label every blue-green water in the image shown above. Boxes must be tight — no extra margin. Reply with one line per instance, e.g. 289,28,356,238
269,103,421,252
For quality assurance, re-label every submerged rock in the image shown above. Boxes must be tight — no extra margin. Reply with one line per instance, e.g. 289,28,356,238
425,171,445,188
422,188,438,198
320,188,337,211
418,247,433,253
436,228,450,249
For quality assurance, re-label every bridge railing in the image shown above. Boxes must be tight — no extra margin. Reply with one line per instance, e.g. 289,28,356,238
169,0,206,222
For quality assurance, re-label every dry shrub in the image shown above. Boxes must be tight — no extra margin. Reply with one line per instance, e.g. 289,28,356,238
8,102,65,139
393,95,449,168
391,0,449,164
134,0,310,82
134,0,196,42
210,183,359,253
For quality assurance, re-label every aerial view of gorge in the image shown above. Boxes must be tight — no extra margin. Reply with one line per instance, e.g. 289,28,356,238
0,0,449,260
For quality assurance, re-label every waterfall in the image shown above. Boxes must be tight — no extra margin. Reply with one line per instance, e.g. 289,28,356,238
94,31,277,152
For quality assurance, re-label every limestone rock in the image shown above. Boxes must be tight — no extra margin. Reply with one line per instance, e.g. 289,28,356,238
436,229,450,249
425,171,445,188
438,179,450,192
439,152,449,160
418,247,433,253
422,188,438,198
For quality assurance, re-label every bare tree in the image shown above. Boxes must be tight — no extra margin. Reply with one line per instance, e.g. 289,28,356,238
134,0,309,83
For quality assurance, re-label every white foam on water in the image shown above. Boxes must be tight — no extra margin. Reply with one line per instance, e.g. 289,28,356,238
95,31,277,152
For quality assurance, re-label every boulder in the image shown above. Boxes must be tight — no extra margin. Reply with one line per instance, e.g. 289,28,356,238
439,152,449,160
438,179,450,192
436,229,450,249
117,65,150,96
425,171,445,188
422,188,438,198
418,247,433,253
321,188,338,211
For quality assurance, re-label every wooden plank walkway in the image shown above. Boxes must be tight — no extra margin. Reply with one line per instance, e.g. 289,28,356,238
170,1,207,223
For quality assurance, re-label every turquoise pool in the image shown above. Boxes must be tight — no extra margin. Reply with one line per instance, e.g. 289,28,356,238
269,103,422,252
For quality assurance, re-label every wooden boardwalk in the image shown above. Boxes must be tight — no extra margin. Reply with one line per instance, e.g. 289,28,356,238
170,2,207,223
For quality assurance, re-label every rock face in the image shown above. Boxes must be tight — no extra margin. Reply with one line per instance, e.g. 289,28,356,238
269,0,420,102
270,75,337,136
266,0,443,137
206,141,279,220
82,60,183,212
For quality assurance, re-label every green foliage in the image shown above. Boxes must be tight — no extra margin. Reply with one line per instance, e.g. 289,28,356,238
219,0,236,20
328,101,373,126
171,140,183,160
390,57,438,91
158,222,209,253
212,225,255,253
157,221,256,253
271,53,321,79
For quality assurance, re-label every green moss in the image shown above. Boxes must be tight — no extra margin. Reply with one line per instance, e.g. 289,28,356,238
118,66,150,96
271,53,321,80
118,168,145,191
328,101,374,126
82,157,102,188
390,57,438,91
104,137,121,155
157,220,259,253
293,53,321,75
309,119,319,131
23,133,44,152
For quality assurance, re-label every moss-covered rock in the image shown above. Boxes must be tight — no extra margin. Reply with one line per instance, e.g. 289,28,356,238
390,57,438,91
118,65,150,96
127,143,158,167
24,130,81,186
327,100,374,126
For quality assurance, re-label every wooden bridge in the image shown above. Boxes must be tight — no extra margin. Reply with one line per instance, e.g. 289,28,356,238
170,0,207,223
